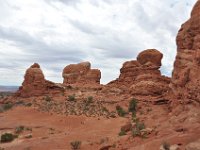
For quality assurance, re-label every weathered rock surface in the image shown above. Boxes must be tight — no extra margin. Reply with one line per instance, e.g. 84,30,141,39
62,61,101,85
170,0,200,102
16,63,63,97
108,49,170,96
185,138,200,150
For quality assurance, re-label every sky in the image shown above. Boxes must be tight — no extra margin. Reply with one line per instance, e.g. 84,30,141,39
0,0,197,86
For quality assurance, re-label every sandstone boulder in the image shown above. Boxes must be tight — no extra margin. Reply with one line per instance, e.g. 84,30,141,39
137,49,163,67
62,61,101,85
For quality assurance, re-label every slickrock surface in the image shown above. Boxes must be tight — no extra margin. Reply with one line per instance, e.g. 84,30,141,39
62,61,101,85
171,0,200,102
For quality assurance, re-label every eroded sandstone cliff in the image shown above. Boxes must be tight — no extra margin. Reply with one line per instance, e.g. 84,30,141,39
171,0,200,102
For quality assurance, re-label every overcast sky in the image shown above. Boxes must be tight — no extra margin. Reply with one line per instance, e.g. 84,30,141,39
0,0,196,86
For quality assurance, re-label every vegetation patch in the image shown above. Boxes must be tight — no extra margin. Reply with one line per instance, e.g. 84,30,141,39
44,96,52,102
86,96,93,105
68,95,76,102
70,140,81,150
129,98,138,114
15,126,25,134
0,133,18,143
0,103,13,112
132,120,146,138
118,130,127,136
116,105,127,117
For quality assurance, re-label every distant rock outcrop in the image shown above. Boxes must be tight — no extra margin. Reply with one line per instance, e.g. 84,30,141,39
108,49,170,96
62,61,101,85
170,0,200,102
16,63,63,97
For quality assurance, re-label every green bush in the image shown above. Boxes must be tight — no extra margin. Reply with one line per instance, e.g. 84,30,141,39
132,121,146,138
68,95,76,102
44,96,52,102
136,122,145,131
129,98,138,113
132,128,141,137
15,126,25,134
116,105,127,117
0,133,17,143
70,141,81,150
118,130,126,136
2,103,13,111
87,96,93,103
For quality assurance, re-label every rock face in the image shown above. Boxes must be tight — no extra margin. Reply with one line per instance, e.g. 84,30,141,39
170,0,200,102
16,63,63,97
108,49,170,96
62,61,101,85
185,138,200,150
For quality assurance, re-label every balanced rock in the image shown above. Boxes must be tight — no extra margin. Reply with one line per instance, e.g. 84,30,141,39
170,0,200,102
16,63,63,97
62,61,101,85
108,49,170,96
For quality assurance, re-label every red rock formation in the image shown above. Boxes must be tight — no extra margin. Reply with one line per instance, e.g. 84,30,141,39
108,49,170,96
170,0,200,102
16,63,63,97
62,61,101,85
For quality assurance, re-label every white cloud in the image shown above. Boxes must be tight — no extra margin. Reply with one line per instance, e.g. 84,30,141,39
0,0,197,85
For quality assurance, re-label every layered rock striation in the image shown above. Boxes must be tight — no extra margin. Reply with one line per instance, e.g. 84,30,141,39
108,49,170,96
170,0,200,102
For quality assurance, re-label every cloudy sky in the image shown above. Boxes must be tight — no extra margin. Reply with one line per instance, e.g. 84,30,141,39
0,0,197,86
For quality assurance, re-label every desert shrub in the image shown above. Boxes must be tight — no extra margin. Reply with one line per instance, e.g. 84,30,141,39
129,98,138,113
87,96,93,103
0,133,17,143
132,121,146,138
162,141,170,150
15,126,25,134
0,103,13,113
102,107,109,112
44,96,52,102
118,130,126,136
70,141,81,150
136,122,145,131
68,95,76,102
25,103,32,107
2,103,13,111
116,105,127,117
132,128,141,137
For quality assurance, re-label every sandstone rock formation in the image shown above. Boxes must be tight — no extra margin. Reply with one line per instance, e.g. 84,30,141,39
16,63,63,97
170,0,200,102
108,49,170,96
62,61,101,85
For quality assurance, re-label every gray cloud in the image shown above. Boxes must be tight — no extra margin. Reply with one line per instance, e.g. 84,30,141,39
0,0,197,85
